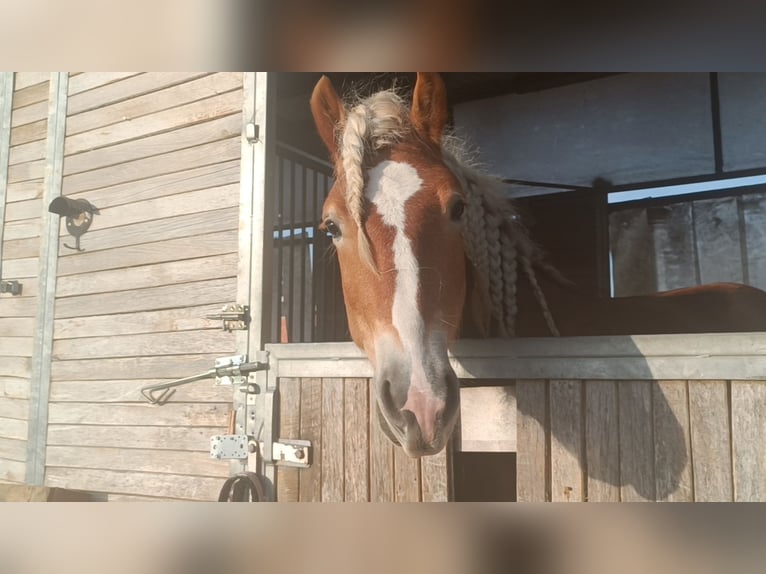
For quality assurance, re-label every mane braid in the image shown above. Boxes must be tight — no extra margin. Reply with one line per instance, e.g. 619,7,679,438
339,89,410,272
442,140,560,337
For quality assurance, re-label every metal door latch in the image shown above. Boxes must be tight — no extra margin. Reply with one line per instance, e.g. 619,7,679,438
0,280,22,296
140,355,268,404
206,304,249,331
210,437,312,468
271,439,312,468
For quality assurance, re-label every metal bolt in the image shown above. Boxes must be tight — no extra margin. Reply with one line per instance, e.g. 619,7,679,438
294,448,305,460
248,443,257,453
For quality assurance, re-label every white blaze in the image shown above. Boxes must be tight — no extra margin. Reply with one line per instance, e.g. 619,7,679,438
366,161,443,443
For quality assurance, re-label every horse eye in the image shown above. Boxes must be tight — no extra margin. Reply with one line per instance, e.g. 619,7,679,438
324,219,341,239
450,199,466,221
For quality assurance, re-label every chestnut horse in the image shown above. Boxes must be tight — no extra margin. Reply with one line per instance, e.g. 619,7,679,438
310,72,766,457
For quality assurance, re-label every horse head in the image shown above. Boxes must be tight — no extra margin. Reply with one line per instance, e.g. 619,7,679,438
311,73,466,457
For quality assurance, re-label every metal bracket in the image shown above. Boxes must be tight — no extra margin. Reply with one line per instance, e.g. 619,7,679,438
206,304,249,331
210,434,250,460
270,439,312,468
0,280,22,296
245,122,260,143
214,355,247,386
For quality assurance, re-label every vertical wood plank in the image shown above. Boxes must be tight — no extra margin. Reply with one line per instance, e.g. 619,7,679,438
741,193,766,290
516,380,549,502
653,381,693,502
343,378,369,502
692,197,744,284
276,377,300,502
421,444,450,502
368,380,395,501
618,381,656,501
651,202,698,290
320,377,344,502
689,381,733,501
585,381,619,501
549,380,584,502
730,381,766,501
298,378,322,502
394,446,421,502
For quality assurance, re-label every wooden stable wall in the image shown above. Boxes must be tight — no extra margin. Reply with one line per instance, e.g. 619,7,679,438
0,72,248,500
276,377,450,501
0,73,51,484
268,336,766,502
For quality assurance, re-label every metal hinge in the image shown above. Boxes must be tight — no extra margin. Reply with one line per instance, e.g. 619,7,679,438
210,436,312,469
206,304,250,331
0,280,22,296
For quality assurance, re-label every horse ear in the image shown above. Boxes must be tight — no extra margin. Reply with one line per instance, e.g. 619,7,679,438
411,72,448,145
310,75,345,160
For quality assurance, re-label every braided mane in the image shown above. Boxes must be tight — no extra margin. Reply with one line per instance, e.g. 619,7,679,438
337,88,559,337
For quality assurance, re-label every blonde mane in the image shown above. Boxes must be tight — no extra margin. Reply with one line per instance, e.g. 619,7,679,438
335,88,559,337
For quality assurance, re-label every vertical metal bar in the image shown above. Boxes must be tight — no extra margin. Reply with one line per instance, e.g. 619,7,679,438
246,72,277,498
311,168,319,342
0,73,14,279
299,163,307,342
276,156,285,342
26,73,68,485
287,157,296,343
710,72,724,174
233,72,256,479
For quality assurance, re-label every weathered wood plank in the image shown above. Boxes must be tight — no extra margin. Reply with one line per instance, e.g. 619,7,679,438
651,202,698,290
0,377,30,400
515,380,548,502
9,138,46,165
57,230,237,277
10,120,47,147
2,216,41,240
1,256,38,278
14,73,49,90
67,73,140,96
11,101,47,128
67,73,237,131
53,305,225,340
62,137,240,195
51,353,222,381
61,185,239,237
4,197,41,221
618,381,656,501
0,357,31,378
299,378,322,502
57,207,238,258
5,178,44,202
0,459,25,483
394,446,421,502
44,467,223,501
693,197,743,284
66,72,211,117
689,380,733,501
0,337,33,357
421,447,450,502
57,252,238,298
653,381,693,502
369,380,394,501
459,386,516,452
1,236,40,259
0,437,26,462
49,379,231,404
54,277,237,319
0,398,28,420
63,159,239,209
46,445,229,477
48,402,230,427
730,381,766,501
276,378,301,502
321,378,344,501
549,380,584,502
11,81,49,109
7,158,45,184
741,193,766,290
63,114,241,177
64,90,242,155
47,424,221,451
0,417,27,440
585,380,620,501
0,318,34,338
343,378,369,501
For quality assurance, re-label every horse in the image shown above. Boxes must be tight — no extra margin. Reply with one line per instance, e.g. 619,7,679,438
310,72,766,458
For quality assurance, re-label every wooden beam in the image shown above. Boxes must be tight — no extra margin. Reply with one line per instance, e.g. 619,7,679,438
26,73,68,485
0,72,14,279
